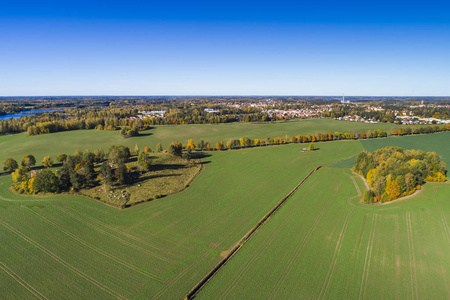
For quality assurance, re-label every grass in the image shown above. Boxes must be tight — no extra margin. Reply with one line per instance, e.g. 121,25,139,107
0,140,363,299
0,118,407,165
81,154,202,207
197,133,450,299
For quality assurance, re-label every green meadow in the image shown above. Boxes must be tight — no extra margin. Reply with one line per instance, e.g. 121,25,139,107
0,121,447,299
0,118,404,165
197,132,450,299
0,140,362,299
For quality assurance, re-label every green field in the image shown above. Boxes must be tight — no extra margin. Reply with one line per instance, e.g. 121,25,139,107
0,118,404,165
0,140,363,299
361,131,450,165
197,133,450,299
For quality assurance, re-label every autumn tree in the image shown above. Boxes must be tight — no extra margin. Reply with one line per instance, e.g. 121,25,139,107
308,143,315,151
144,146,151,153
216,141,223,151
12,166,28,183
187,139,196,150
42,156,53,168
3,158,18,173
386,181,401,200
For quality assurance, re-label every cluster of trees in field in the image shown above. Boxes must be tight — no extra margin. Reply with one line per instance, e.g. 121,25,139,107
119,127,139,137
354,147,447,204
391,124,450,136
3,144,167,196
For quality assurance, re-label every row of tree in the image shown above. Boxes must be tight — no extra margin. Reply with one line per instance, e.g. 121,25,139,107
391,124,450,136
354,147,447,204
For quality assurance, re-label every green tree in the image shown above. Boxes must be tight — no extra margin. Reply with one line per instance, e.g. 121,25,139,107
137,151,151,172
73,150,83,163
308,143,315,151
42,156,53,168
56,163,71,191
94,148,105,162
56,153,67,163
3,158,19,173
21,154,36,169
77,161,96,187
363,190,375,203
83,150,95,164
116,163,128,185
108,145,130,166
100,162,114,191
32,169,60,193
156,143,163,153
168,142,182,157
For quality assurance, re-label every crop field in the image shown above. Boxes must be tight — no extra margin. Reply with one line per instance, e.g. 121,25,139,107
0,140,363,299
0,118,406,164
197,133,450,299
361,131,450,165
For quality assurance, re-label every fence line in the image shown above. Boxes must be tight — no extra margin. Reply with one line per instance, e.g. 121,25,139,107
184,165,322,299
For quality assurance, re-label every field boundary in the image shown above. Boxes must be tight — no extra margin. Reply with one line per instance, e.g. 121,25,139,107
184,165,322,299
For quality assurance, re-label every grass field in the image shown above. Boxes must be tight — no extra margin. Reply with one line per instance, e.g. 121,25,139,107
0,140,363,299
0,118,406,165
197,133,450,299
361,131,450,165
81,154,202,207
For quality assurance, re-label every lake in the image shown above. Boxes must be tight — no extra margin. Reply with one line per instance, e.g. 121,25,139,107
0,109,64,120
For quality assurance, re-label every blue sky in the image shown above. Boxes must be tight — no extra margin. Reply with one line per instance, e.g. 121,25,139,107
1,0,449,96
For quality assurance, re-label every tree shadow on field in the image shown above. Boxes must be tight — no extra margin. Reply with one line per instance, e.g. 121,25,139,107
134,173,180,183
192,152,212,164
152,164,186,171
137,132,153,137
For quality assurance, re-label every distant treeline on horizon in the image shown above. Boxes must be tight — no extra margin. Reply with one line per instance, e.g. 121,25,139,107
1,96,450,102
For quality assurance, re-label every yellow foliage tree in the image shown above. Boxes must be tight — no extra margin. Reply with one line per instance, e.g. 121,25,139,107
187,139,195,150
366,169,377,187
386,181,401,200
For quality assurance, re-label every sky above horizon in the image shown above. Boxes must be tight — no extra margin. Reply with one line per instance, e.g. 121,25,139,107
1,0,450,96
